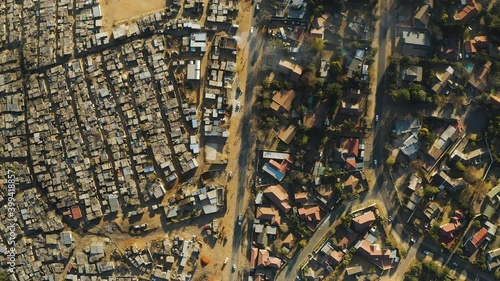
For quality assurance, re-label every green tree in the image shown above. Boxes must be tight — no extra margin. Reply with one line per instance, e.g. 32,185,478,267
455,162,466,172
390,89,411,103
441,13,449,23
311,38,325,53
0,271,8,281
330,61,342,75
424,185,440,197
385,156,396,166
324,83,343,100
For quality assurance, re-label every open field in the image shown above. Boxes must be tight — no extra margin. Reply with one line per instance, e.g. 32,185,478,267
101,0,166,30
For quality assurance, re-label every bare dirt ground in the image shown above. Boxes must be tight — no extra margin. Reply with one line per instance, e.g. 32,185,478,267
100,0,166,31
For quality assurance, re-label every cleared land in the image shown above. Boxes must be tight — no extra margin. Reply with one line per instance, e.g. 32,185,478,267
101,0,166,30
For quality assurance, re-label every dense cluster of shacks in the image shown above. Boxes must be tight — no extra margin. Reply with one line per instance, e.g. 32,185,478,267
0,0,245,279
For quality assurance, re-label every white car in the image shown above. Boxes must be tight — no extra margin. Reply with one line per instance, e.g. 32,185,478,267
250,27,254,34
237,214,243,225
375,114,379,122
424,251,430,255
373,160,377,167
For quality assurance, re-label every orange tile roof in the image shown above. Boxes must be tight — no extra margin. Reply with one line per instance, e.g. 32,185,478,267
264,184,291,212
352,211,376,231
298,205,321,222
341,138,360,157
271,89,296,112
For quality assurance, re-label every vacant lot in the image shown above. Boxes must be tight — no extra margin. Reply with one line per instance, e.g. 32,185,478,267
101,0,166,29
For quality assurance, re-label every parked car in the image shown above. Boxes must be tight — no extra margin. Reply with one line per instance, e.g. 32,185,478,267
373,160,378,167
250,27,254,34
237,214,243,225
375,114,379,122
232,264,236,272
424,251,430,255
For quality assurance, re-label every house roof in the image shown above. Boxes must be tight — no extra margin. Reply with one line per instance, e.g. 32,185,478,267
440,222,460,234
278,60,303,77
454,0,479,23
402,66,423,82
256,207,281,225
271,89,296,112
250,247,259,269
489,94,500,107
278,125,297,144
352,211,376,231
414,4,431,27
282,233,296,248
402,31,431,46
466,227,488,252
263,184,291,212
344,175,359,189
257,249,282,268
468,61,491,92
294,192,309,203
341,138,360,157
487,184,500,202
298,205,321,222
346,157,357,171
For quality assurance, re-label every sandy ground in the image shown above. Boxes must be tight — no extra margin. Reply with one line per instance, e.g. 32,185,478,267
100,0,166,31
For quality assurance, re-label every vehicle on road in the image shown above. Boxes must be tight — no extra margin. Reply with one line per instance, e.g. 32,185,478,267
373,159,377,167
388,215,392,223
256,3,260,10
410,237,415,244
424,251,430,255
229,171,233,179
250,27,254,34
238,214,243,225
452,262,458,267
375,114,379,122
232,264,236,272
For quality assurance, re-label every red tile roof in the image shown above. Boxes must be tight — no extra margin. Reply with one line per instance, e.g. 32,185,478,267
346,157,357,171
341,138,360,157
470,227,488,248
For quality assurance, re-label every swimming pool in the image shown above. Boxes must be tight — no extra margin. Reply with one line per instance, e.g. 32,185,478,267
465,63,474,73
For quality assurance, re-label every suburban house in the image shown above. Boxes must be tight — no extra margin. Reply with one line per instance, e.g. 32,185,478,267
287,0,307,19
250,248,282,269
343,175,359,193
424,202,441,220
338,137,364,171
298,205,322,228
347,49,366,79
393,118,421,135
487,184,500,204
464,227,488,254
263,184,291,213
354,239,398,270
261,151,293,182
346,266,363,277
400,134,419,160
401,30,432,57
256,207,281,225
294,192,309,204
451,147,488,165
468,61,491,94
352,211,377,232
340,100,362,115
453,0,479,24
464,36,489,55
402,66,423,82
270,89,296,114
414,4,432,28
318,242,345,267
282,233,297,250
431,66,454,94
278,125,297,144
278,60,303,82
487,248,500,271
439,210,464,242
436,171,466,191
407,175,422,192
428,123,462,160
